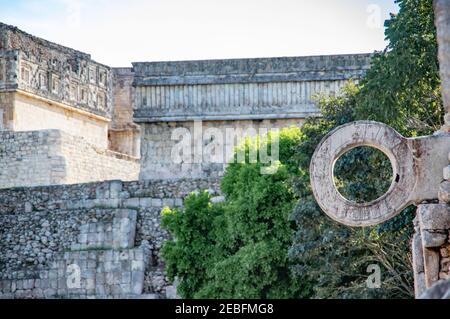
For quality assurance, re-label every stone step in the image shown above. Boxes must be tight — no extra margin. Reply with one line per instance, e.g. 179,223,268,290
71,209,137,251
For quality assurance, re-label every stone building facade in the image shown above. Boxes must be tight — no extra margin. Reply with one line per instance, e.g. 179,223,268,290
0,23,139,189
412,0,450,298
0,21,372,299
133,55,371,179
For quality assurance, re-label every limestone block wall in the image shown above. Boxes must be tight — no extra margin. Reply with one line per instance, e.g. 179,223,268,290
0,130,67,188
0,92,15,131
0,178,220,299
109,68,140,157
58,130,139,185
13,92,109,149
0,129,139,189
139,118,304,180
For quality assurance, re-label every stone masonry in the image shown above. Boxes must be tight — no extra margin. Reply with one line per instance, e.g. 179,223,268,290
134,54,371,179
0,130,139,189
413,0,450,298
0,178,220,299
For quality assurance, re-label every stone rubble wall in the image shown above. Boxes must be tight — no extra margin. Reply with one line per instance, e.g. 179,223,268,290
0,129,139,189
0,178,221,299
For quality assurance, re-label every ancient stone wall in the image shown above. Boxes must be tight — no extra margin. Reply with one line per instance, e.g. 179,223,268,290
133,54,371,122
0,178,220,299
13,91,109,148
140,119,304,180
134,54,370,179
413,1,450,299
0,23,112,118
109,68,140,157
0,23,144,155
0,130,67,188
0,49,18,91
0,130,139,189
0,91,14,131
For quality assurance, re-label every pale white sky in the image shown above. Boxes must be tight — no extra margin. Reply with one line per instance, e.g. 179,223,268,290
0,0,398,67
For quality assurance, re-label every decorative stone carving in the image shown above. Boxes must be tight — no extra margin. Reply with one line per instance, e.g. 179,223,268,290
310,121,450,226
0,22,112,118
132,54,371,122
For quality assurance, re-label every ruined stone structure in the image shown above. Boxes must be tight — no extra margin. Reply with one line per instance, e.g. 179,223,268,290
0,178,220,298
310,0,450,299
133,55,371,179
0,21,371,299
0,23,139,188
414,0,450,298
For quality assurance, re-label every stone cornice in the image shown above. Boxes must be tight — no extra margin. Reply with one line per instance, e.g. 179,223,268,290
132,53,371,86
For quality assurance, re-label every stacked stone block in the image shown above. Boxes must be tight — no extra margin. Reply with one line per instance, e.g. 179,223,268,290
0,178,220,299
72,209,137,251
0,129,139,189
0,209,154,299
413,151,450,297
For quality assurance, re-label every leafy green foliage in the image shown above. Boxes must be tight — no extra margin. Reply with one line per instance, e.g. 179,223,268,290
163,0,440,299
161,128,306,299
355,0,442,136
289,88,414,299
288,0,441,298
334,146,393,203
161,193,224,298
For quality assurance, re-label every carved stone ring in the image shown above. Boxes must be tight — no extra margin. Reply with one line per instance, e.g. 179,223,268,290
310,121,450,226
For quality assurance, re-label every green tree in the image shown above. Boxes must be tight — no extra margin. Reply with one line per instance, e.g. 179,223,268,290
288,0,441,299
161,128,307,299
289,86,414,299
355,0,442,136
162,0,441,299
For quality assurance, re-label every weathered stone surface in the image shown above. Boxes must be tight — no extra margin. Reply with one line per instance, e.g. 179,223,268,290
0,130,139,189
422,230,448,248
133,55,370,122
420,279,450,299
434,0,450,116
0,178,220,299
438,180,450,202
310,121,450,226
110,68,140,158
444,165,450,180
412,228,427,298
418,204,450,230
0,22,112,118
423,248,441,288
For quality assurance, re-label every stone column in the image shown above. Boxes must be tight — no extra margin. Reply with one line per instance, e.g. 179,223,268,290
415,0,450,298
434,0,450,127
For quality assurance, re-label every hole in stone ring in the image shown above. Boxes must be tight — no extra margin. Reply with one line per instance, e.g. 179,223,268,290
333,146,394,204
